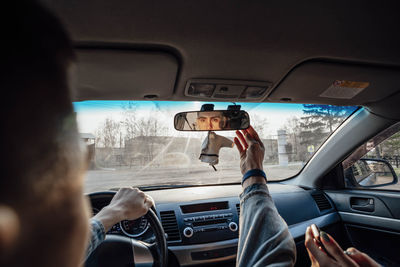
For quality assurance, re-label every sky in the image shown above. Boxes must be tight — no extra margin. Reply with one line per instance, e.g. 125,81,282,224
73,101,310,138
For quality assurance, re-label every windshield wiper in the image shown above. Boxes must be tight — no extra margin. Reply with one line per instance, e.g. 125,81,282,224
109,182,241,192
138,184,195,191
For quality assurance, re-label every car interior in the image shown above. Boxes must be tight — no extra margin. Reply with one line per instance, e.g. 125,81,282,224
42,1,400,266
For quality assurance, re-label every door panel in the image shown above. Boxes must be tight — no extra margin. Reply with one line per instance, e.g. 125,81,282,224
294,222,352,267
345,225,400,265
327,191,393,218
339,212,400,232
325,190,400,266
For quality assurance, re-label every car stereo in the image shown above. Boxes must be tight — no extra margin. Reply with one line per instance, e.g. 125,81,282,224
179,202,238,245
181,201,229,213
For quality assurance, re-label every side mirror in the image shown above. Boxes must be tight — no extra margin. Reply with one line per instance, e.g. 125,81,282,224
346,158,398,187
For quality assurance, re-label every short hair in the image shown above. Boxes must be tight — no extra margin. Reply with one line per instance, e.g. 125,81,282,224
1,0,80,203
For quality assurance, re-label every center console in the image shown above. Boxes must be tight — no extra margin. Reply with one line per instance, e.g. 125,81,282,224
156,197,240,265
180,201,238,244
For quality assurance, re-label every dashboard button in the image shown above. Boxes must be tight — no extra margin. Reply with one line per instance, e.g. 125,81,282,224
229,222,238,232
183,227,194,238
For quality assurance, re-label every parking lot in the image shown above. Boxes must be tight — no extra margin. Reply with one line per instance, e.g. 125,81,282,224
84,163,303,193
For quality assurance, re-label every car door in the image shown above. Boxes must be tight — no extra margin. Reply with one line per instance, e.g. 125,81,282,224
325,122,400,266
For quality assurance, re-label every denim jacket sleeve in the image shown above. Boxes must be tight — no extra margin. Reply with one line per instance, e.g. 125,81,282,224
237,183,296,267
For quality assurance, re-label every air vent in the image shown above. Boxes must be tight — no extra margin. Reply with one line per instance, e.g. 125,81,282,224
160,211,181,241
236,203,240,217
311,192,332,212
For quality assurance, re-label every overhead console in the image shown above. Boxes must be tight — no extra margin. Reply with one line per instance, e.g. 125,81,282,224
73,49,179,101
185,79,272,101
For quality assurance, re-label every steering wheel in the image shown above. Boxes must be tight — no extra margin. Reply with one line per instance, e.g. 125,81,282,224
85,193,168,267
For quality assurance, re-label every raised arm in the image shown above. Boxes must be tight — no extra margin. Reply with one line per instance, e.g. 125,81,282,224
234,126,296,267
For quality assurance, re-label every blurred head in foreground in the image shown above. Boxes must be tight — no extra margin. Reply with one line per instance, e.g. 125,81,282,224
0,1,90,266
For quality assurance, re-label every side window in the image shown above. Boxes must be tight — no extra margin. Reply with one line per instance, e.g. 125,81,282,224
351,161,371,183
343,122,400,190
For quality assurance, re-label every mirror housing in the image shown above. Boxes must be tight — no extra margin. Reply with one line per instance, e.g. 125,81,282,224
346,158,398,188
174,110,250,131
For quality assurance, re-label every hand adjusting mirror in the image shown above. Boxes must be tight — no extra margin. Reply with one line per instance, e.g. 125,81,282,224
174,104,250,131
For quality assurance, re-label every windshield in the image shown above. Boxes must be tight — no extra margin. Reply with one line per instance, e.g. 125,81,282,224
74,101,357,193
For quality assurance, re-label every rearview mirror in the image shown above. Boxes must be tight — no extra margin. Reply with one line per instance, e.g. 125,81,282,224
174,110,250,131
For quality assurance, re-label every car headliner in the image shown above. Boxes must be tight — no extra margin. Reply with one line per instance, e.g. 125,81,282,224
46,0,400,119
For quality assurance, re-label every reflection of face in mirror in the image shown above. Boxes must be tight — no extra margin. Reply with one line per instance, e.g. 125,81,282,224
196,112,224,130
174,110,250,131
366,141,375,151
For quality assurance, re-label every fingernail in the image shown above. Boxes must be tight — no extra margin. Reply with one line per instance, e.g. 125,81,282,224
345,249,356,255
320,231,330,242
311,224,320,237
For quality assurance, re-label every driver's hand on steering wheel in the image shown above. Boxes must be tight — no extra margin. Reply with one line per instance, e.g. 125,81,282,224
92,187,154,232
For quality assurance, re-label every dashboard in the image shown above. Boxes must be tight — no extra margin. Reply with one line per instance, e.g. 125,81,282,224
89,183,338,266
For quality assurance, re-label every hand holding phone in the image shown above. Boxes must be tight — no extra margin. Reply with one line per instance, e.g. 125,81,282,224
310,224,331,257
305,224,378,267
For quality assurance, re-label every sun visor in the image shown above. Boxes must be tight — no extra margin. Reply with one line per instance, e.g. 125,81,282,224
267,60,400,106
72,50,178,101
366,91,400,120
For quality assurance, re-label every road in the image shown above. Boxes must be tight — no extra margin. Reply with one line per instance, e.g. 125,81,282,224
84,164,302,193
84,163,400,193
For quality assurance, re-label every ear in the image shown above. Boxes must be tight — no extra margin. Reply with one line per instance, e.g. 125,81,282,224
0,205,20,257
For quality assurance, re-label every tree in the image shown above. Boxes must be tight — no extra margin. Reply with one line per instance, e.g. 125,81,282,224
95,118,122,167
302,105,355,133
122,102,168,139
301,105,354,154
122,106,168,164
250,114,268,138
282,105,355,162
283,117,302,161
380,132,400,157
96,118,121,148
123,104,139,140
284,116,301,135
298,116,327,160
